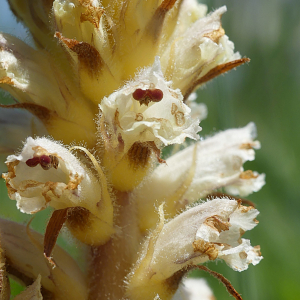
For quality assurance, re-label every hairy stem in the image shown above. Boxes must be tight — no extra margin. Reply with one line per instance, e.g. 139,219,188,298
88,191,142,300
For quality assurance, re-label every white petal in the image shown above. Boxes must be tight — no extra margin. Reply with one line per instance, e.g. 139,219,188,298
174,0,208,36
149,199,238,280
99,57,201,152
135,123,264,229
219,239,263,272
172,278,214,300
225,172,266,197
4,137,102,218
161,6,240,93
131,198,261,287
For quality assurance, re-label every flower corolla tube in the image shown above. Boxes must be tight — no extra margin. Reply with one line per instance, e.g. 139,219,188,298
0,1,264,299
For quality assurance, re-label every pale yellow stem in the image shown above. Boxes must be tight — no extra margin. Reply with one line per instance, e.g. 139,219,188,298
87,191,142,300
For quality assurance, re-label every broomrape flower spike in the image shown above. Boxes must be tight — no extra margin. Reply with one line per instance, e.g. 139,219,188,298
0,0,264,299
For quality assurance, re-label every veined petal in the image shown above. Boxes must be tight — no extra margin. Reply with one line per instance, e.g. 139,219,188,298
0,218,88,300
225,171,265,196
196,203,262,271
100,57,201,152
3,137,114,245
126,199,262,300
135,123,265,231
219,239,262,272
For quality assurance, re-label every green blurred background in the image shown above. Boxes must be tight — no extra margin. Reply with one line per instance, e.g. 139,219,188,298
0,0,299,299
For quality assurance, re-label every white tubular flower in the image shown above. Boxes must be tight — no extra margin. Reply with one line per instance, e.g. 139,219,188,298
5,137,97,213
172,278,214,300
150,199,261,276
99,57,201,153
135,123,265,230
3,137,114,245
0,33,97,147
0,32,60,112
126,199,262,300
160,5,241,97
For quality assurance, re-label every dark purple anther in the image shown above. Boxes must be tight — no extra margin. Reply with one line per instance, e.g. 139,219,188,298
25,154,59,170
150,89,163,101
39,155,52,170
132,88,163,106
26,157,40,167
132,89,147,100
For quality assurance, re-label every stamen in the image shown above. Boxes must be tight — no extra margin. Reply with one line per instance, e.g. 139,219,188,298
26,156,40,167
132,88,163,106
39,155,52,170
26,154,60,170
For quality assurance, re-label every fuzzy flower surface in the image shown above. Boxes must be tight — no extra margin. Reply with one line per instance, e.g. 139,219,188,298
0,1,263,300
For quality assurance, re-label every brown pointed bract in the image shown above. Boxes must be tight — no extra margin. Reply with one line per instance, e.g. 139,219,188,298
184,58,250,101
44,208,69,265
